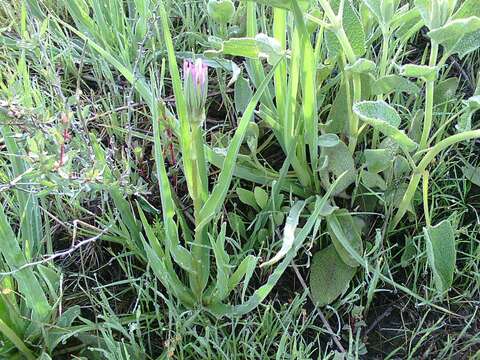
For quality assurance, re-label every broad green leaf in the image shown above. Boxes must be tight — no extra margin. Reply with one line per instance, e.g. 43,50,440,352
361,171,387,190
362,0,382,23
208,0,235,25
393,155,411,179
423,220,456,294
353,100,418,152
394,7,423,40
309,245,357,306
220,34,284,65
254,187,269,209
400,64,436,81
325,0,366,58
318,133,340,148
345,58,376,74
364,148,394,173
326,209,363,268
415,0,455,30
362,0,398,27
234,77,253,114
428,17,480,58
320,141,357,194
325,80,349,134
261,201,305,267
453,0,480,19
462,162,480,186
434,77,459,104
457,95,480,132
236,188,260,210
372,75,420,95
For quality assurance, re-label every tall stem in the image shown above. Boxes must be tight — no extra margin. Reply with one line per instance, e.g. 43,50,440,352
419,41,439,150
372,32,390,148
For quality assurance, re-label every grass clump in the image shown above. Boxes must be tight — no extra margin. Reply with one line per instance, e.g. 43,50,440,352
0,0,480,358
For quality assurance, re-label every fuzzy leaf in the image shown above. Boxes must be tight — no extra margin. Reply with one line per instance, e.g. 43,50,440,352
373,75,420,95
361,171,387,190
234,77,253,114
325,0,366,58
326,209,363,267
424,220,456,294
364,148,394,173
400,64,436,81
353,101,418,151
428,17,480,58
320,141,357,194
318,133,340,148
221,34,284,65
434,77,459,105
462,163,480,186
208,0,235,25
345,58,376,74
309,245,357,306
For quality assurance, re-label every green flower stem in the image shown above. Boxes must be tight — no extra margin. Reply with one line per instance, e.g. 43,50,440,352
190,120,209,299
191,122,208,203
419,41,439,150
348,74,362,153
392,129,480,228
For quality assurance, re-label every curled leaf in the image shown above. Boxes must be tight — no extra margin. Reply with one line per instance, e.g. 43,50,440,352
260,201,305,267
353,100,418,152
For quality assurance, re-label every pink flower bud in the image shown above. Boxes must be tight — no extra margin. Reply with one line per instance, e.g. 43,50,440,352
183,59,208,122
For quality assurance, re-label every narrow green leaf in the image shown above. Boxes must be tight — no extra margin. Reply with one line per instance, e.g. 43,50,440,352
260,201,305,267
197,59,281,230
207,173,347,317
0,206,50,320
